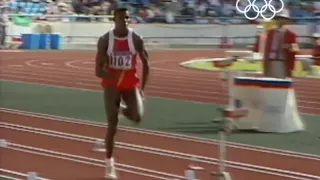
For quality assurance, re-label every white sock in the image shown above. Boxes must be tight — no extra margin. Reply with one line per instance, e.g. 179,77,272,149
106,157,114,164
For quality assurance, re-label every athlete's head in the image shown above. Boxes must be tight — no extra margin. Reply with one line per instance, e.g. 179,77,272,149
114,7,129,29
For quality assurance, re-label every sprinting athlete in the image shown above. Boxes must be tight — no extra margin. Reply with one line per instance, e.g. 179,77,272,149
95,6,150,179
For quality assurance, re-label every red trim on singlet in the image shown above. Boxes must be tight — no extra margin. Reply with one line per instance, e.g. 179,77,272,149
101,37,140,90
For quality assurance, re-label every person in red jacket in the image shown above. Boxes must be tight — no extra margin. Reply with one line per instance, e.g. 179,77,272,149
252,20,277,60
262,10,299,79
312,33,320,66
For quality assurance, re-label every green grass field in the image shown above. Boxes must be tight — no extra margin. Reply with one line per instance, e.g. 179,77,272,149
183,61,320,78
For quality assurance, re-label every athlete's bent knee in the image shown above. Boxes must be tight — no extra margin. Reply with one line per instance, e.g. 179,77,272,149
132,112,142,123
123,108,142,122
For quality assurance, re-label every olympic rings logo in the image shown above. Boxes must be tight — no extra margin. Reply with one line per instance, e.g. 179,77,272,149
236,0,284,21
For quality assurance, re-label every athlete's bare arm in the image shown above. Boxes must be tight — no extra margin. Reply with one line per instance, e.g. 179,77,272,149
95,34,109,78
134,33,149,90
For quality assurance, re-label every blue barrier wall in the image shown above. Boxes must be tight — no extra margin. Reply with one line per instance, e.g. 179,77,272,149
22,34,40,49
50,34,63,50
22,33,63,50
39,34,50,49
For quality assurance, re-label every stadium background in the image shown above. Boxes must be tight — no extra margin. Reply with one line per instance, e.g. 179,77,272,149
1,0,320,180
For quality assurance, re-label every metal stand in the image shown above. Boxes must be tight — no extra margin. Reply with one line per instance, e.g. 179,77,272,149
185,163,204,180
183,58,248,180
210,62,248,180
210,107,233,180
211,107,248,180
0,139,9,148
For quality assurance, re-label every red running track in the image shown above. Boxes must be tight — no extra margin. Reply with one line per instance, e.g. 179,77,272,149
1,109,320,180
1,50,320,114
1,49,320,179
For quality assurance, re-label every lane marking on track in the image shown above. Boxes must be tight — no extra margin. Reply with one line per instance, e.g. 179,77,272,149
1,108,320,160
82,62,93,64
2,69,318,103
1,47,320,160
41,63,53,66
0,175,21,180
15,60,320,106
2,122,320,179
4,142,185,180
2,67,320,99
64,59,174,71
64,60,83,69
7,65,24,68
2,67,319,96
2,66,319,90
21,57,320,82
21,58,320,89
0,169,50,180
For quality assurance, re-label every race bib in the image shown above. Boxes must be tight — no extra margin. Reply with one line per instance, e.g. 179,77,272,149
110,52,133,70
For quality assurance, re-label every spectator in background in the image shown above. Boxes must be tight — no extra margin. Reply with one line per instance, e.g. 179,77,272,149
314,2,320,13
90,0,107,16
181,0,195,16
72,0,90,14
291,2,313,24
71,0,109,21
208,0,219,9
57,2,77,21
220,0,234,17
45,0,60,21
165,8,174,23
195,0,207,17
101,0,111,14
3,0,319,24
0,5,9,49
164,0,177,23
144,3,166,23
206,0,219,17
58,2,74,14
140,6,155,22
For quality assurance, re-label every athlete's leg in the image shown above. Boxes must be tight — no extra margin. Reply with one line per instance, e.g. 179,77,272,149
121,88,144,123
103,86,121,179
